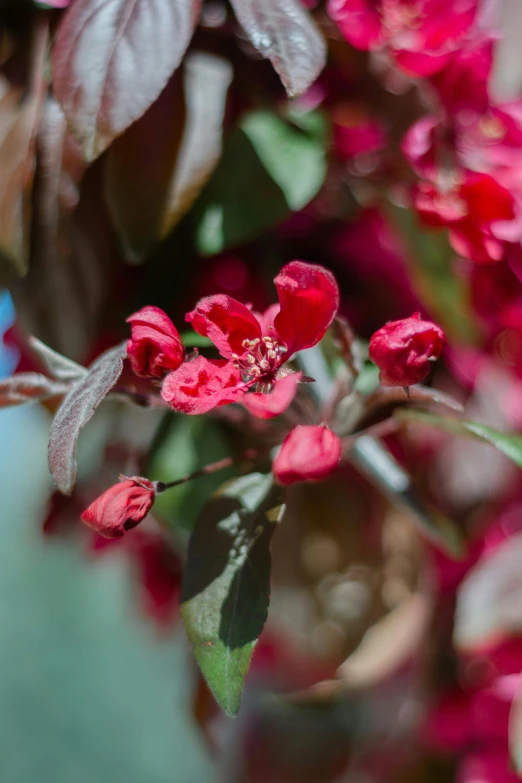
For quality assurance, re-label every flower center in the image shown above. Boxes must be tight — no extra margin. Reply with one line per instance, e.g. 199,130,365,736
381,0,424,37
232,336,288,388
480,115,506,141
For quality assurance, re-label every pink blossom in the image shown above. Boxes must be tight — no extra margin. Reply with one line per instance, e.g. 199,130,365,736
328,0,478,76
162,262,339,417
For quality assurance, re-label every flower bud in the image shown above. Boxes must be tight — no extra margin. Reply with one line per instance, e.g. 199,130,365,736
127,306,184,378
81,477,156,538
273,425,342,486
369,312,444,387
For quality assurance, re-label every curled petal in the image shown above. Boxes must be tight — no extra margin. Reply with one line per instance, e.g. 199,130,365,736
127,306,184,378
369,312,445,387
327,0,382,50
161,355,247,414
81,477,155,538
273,425,342,485
242,372,301,419
274,261,340,356
186,294,261,360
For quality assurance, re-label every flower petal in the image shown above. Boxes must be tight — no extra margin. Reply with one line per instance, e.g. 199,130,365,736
127,305,184,378
242,372,301,419
258,303,280,336
274,261,340,356
161,355,247,414
81,477,155,538
186,294,262,360
273,425,342,485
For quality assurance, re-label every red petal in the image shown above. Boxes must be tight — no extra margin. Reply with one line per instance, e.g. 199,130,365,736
274,261,340,356
81,478,155,538
273,425,342,485
242,372,301,419
127,305,184,378
258,303,280,336
186,294,261,360
161,355,247,414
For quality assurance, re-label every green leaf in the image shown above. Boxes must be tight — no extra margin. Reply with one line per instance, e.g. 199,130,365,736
240,110,326,212
194,110,327,255
385,201,479,344
147,415,234,532
179,331,213,349
181,473,284,716
396,410,522,469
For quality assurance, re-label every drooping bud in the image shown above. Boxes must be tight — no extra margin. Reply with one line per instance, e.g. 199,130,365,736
81,477,156,538
273,425,342,486
127,306,184,378
369,312,444,387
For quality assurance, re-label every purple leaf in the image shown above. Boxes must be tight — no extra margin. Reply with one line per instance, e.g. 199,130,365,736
48,341,127,494
28,336,87,381
0,18,48,276
52,0,203,162
230,0,326,97
0,373,69,408
105,52,232,262
455,532,522,652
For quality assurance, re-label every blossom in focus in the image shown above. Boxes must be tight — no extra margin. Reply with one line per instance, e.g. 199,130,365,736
273,425,342,485
369,312,444,386
127,305,184,379
413,173,515,263
161,261,339,417
327,0,478,76
81,477,156,538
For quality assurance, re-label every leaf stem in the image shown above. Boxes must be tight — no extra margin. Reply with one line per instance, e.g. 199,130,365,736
157,448,262,492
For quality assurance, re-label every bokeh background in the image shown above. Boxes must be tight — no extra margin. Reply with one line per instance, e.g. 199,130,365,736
4,1,522,782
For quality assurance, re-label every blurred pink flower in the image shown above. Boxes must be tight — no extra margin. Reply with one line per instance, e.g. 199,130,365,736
328,0,478,76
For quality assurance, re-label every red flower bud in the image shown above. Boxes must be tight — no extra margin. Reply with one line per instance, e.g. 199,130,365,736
369,312,444,387
127,306,184,378
273,425,342,486
81,477,156,538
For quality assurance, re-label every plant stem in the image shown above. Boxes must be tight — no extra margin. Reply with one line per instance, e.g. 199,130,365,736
157,448,261,492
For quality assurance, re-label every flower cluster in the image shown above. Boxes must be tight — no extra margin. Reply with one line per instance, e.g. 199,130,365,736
162,260,339,417
329,1,522,267
81,263,445,537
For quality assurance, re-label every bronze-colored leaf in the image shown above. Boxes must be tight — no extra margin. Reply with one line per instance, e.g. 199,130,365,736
230,0,326,97
0,17,48,278
52,0,203,161
105,52,232,262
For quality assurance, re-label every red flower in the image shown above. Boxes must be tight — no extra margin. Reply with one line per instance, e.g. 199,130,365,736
273,425,342,485
81,477,156,538
127,306,184,378
162,261,339,417
328,0,477,76
369,312,444,387
413,173,516,264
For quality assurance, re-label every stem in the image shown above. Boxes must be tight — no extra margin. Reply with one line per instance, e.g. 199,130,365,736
332,317,360,379
343,417,400,448
157,448,261,492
